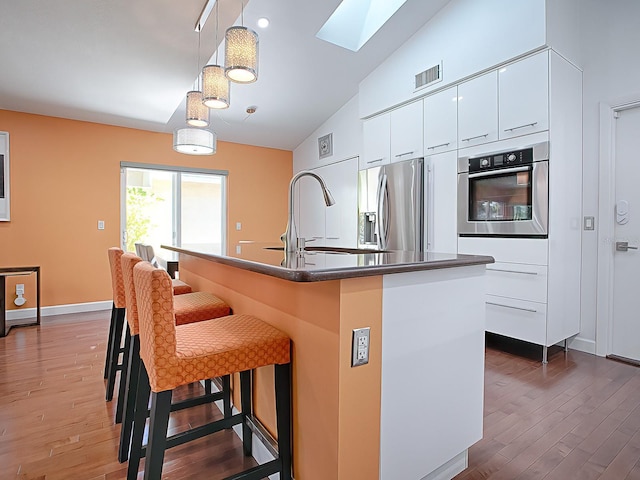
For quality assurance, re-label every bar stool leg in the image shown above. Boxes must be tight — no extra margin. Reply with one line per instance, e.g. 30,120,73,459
223,375,232,420
118,334,141,463
106,307,125,401
127,362,151,480
104,303,117,379
144,390,173,480
240,370,252,456
115,325,132,423
275,363,292,480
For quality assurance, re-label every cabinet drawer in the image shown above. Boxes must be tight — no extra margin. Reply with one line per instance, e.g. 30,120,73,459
486,262,547,303
485,295,547,345
458,237,548,265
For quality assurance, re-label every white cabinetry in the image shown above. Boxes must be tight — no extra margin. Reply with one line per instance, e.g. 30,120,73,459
361,114,390,169
499,51,549,139
424,86,458,154
298,157,359,248
425,150,458,253
458,70,498,147
390,101,423,163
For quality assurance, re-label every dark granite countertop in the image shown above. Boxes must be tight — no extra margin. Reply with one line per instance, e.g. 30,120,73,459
162,243,494,283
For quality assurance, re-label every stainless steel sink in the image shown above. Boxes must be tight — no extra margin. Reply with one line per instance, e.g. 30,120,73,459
264,246,389,254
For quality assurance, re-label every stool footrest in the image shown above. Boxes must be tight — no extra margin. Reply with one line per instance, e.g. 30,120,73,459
171,391,224,412
223,459,282,480
140,412,244,456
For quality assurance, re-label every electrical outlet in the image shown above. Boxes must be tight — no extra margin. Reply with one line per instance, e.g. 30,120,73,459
351,327,370,367
16,284,25,295
97,220,105,230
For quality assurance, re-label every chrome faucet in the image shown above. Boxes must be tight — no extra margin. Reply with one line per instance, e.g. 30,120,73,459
282,171,335,253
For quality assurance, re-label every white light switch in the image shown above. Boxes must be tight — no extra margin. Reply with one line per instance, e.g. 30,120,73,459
97,220,105,230
236,222,242,231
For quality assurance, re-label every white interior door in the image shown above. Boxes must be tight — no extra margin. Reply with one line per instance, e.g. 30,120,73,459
611,105,640,362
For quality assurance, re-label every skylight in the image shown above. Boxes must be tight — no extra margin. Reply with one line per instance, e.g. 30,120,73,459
316,0,408,52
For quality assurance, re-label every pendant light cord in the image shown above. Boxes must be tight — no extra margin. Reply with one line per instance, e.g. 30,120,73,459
215,0,219,63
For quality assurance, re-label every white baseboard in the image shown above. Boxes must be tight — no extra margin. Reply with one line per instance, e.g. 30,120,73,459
6,300,112,322
421,450,468,480
569,336,597,355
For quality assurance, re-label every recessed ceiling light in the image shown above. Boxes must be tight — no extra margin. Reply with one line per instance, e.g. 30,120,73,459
257,17,270,28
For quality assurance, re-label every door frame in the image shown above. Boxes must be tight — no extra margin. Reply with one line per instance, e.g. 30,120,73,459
596,98,640,356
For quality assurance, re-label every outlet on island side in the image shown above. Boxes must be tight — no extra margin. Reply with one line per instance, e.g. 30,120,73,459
351,327,370,367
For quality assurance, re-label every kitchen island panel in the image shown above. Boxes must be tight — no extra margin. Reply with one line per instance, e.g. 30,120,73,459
179,254,384,480
380,266,486,480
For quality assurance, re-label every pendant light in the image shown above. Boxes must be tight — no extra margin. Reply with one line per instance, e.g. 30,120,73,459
186,90,209,126
224,1,259,83
186,31,210,126
203,0,230,109
173,127,217,155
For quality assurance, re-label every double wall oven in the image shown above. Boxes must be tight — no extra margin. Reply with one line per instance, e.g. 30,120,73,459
457,141,549,238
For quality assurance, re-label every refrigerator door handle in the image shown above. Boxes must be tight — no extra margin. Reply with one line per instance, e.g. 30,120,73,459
426,162,434,251
377,172,389,250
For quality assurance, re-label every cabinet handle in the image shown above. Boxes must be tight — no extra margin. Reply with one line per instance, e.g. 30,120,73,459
504,122,538,132
394,151,414,158
326,237,340,240
367,158,384,164
311,236,323,239
427,142,450,150
461,133,489,142
486,267,538,276
486,301,538,313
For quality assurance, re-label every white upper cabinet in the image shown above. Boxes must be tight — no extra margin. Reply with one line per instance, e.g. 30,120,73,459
457,70,498,148
390,101,424,163
361,113,391,170
499,51,549,139
319,157,358,247
424,86,458,154
298,158,359,248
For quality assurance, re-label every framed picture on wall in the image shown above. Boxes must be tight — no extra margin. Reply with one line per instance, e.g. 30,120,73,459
0,132,9,222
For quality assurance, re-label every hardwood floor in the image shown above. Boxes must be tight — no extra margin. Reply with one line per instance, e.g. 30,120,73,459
0,310,256,479
456,335,640,480
2,312,640,479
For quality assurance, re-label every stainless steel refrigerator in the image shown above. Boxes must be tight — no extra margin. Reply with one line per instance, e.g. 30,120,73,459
358,158,424,251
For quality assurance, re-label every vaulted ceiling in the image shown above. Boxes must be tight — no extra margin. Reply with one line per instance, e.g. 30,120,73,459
0,0,451,150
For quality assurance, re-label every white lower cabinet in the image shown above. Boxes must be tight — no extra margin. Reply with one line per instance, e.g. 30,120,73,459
458,237,555,349
297,157,359,248
485,296,547,346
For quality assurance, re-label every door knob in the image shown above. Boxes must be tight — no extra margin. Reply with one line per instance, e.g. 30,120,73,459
616,241,638,252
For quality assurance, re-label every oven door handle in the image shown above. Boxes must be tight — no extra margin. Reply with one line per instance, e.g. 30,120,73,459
468,166,531,179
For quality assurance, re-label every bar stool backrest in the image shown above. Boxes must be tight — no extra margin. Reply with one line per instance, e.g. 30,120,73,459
107,247,126,309
133,261,178,390
121,253,143,336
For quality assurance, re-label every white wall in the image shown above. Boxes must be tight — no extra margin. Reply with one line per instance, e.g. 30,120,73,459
576,0,640,352
359,0,546,118
293,94,362,172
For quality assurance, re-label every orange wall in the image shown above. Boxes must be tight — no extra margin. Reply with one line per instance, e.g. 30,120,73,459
0,109,292,309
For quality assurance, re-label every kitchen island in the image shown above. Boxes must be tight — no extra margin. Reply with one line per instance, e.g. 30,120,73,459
162,243,493,480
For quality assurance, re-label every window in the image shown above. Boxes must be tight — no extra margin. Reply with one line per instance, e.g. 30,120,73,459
120,163,227,255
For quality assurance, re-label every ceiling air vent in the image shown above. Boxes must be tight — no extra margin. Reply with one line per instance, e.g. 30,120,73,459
415,62,442,91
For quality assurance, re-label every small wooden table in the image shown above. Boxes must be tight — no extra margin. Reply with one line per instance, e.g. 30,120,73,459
156,250,178,279
0,266,41,337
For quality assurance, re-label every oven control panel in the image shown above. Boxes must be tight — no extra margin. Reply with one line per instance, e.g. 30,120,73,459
469,147,534,173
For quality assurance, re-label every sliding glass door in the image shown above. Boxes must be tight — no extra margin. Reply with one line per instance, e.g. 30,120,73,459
121,163,227,255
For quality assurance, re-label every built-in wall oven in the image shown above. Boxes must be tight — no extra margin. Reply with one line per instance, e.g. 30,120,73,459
457,141,549,237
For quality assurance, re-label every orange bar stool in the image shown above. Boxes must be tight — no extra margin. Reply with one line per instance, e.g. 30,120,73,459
106,248,198,405
117,253,232,462
105,248,128,400
127,262,292,480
